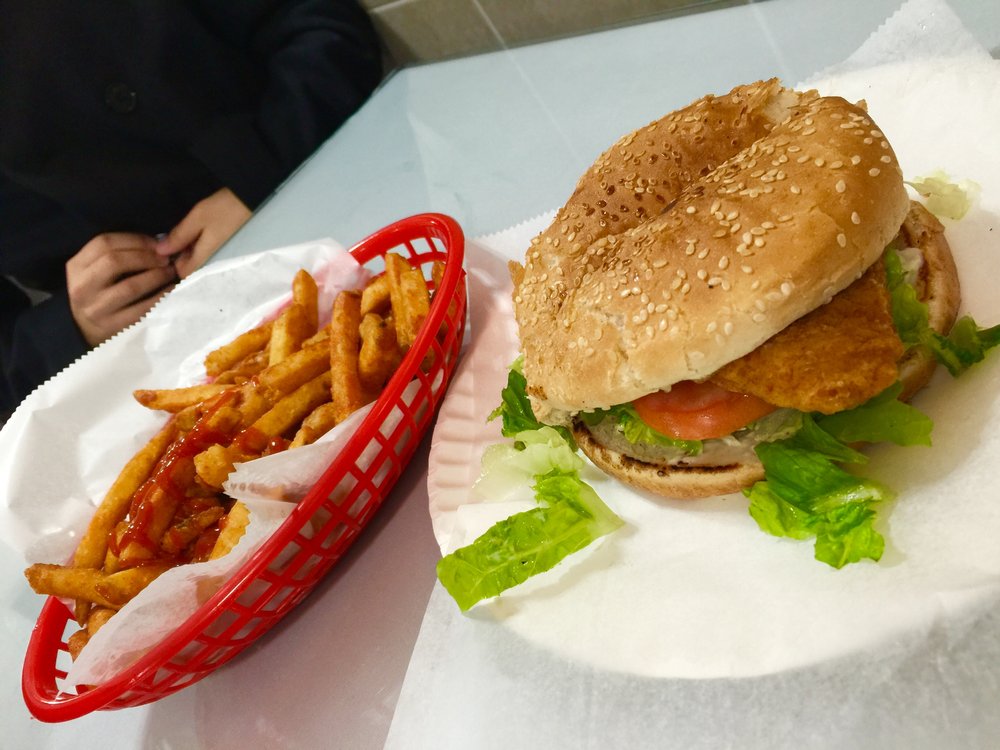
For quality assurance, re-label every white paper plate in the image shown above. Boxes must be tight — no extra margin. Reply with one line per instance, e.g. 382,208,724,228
428,212,1000,679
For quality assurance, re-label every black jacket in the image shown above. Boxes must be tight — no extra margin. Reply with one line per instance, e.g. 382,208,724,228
0,0,382,416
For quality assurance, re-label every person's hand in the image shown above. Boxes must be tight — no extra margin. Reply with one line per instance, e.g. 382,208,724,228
66,232,178,346
157,188,251,278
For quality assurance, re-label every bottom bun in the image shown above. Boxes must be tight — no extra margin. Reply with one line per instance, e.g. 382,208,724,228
574,201,961,500
572,422,766,498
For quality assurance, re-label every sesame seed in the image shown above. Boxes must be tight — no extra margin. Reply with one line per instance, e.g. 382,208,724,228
723,321,734,336
851,211,861,224
706,321,717,333
814,158,825,167
780,281,793,296
869,167,880,177
837,233,847,247
790,185,801,195
836,179,846,193
880,154,892,163
697,269,708,281
718,256,730,270
686,205,697,214
851,155,861,165
741,265,754,274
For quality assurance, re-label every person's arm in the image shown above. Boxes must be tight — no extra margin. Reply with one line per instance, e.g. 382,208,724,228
0,278,88,416
187,0,383,210
159,0,382,276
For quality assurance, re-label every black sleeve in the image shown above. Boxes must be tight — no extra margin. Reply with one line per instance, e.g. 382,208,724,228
189,0,383,208
1,279,89,417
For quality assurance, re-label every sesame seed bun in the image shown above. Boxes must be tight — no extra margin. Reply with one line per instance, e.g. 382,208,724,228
571,201,961,499
512,84,910,421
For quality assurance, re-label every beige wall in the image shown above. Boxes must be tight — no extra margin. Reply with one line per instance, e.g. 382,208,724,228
361,0,750,66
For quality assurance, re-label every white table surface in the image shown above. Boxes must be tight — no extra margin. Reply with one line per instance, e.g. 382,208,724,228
4,0,999,747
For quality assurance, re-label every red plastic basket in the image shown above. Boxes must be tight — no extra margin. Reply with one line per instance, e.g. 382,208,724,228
22,213,467,721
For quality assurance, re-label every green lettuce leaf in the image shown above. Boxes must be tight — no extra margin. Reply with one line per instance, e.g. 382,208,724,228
885,247,1000,376
580,403,702,455
815,382,933,447
437,465,623,611
744,385,928,568
488,358,575,446
747,439,892,568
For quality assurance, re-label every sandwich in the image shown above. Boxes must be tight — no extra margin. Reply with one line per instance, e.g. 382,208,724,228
509,79,960,499
436,80,997,610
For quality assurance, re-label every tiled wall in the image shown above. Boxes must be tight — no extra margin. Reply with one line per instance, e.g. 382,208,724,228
361,0,751,66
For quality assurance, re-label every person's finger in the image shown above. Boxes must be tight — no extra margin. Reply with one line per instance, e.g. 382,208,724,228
89,265,178,320
162,211,204,258
101,282,177,335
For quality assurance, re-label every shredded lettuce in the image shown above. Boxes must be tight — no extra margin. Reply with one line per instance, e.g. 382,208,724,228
885,247,1000,376
746,386,932,568
906,170,979,220
580,403,702,455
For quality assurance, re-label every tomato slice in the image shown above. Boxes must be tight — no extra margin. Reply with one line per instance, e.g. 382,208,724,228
631,380,777,441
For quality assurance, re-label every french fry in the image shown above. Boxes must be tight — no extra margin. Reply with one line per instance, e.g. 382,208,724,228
87,606,116,636
330,290,365,421
194,443,235,490
268,302,311,366
66,607,117,662
25,562,165,610
161,498,226,556
67,629,89,660
256,339,332,399
116,477,190,569
103,521,127,574
25,564,120,609
360,274,391,316
71,421,178,623
398,267,431,349
384,253,430,352
209,501,251,560
235,371,332,455
133,384,233,413
431,259,446,291
358,312,401,396
213,349,268,385
204,321,273,377
302,323,331,348
73,421,178,571
292,269,319,334
94,564,171,607
289,402,338,448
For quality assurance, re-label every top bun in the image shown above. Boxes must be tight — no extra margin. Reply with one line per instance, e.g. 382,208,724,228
512,82,910,419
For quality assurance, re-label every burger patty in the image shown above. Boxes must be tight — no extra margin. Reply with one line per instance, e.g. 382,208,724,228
709,257,904,414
